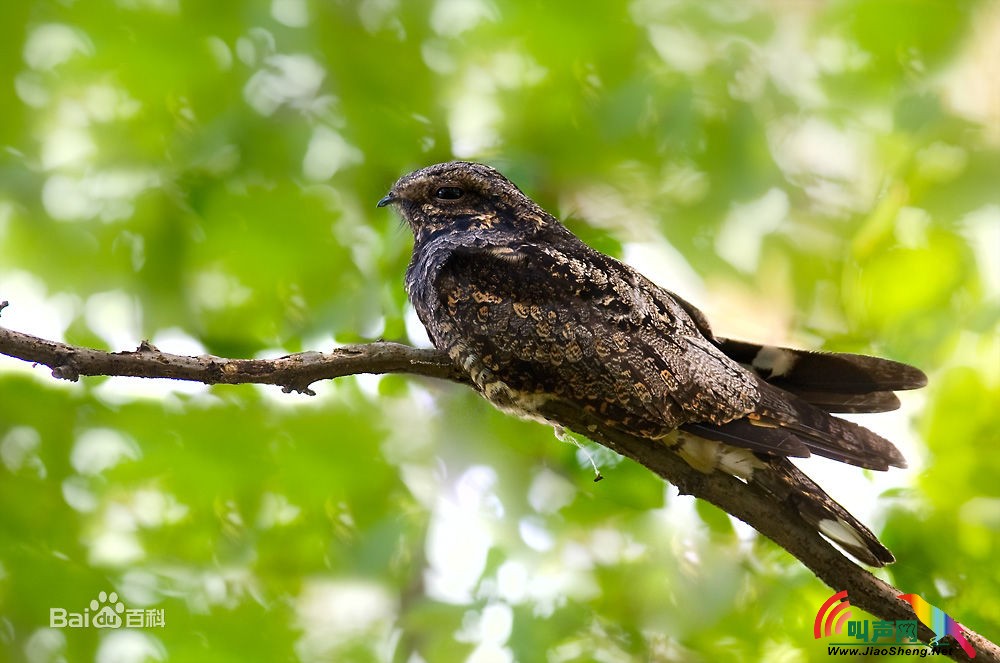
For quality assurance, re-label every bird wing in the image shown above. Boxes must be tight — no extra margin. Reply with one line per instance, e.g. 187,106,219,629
653,289,926,413
431,240,907,470
681,377,907,470
428,239,759,432
630,269,908,469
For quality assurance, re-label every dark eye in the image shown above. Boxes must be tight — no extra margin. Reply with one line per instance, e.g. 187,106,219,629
434,186,464,200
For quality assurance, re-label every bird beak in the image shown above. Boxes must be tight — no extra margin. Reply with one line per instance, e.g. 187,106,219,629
376,192,395,208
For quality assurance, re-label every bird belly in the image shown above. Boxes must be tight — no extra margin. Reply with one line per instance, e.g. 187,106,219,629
448,342,554,425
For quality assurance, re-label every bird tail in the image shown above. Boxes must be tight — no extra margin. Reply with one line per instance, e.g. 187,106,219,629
750,456,895,566
682,376,908,471
716,338,927,413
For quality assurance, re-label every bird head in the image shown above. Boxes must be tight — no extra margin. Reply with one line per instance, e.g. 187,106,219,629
377,161,553,244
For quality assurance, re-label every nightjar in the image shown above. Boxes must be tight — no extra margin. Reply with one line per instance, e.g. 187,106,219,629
378,161,926,566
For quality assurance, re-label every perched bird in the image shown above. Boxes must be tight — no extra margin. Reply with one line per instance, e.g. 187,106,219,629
378,161,926,566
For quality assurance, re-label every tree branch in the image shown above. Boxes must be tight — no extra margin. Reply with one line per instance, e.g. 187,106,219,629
0,309,467,395
0,305,995,661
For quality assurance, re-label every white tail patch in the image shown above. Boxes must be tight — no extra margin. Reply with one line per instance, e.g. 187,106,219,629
751,345,797,378
818,517,867,553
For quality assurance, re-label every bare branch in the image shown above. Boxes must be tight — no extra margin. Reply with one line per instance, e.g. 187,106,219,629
0,314,995,661
0,323,467,394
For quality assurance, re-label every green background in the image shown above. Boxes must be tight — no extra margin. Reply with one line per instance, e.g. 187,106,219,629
1,0,998,661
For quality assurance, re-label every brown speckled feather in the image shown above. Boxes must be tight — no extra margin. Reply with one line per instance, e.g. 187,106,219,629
379,161,926,566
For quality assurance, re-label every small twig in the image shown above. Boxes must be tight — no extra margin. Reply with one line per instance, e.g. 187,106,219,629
0,314,995,661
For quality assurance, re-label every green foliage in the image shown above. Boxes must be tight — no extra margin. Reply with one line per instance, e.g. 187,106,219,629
1,1,998,661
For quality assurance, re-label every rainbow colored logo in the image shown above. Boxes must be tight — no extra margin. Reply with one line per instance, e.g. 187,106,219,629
898,593,976,658
814,590,852,638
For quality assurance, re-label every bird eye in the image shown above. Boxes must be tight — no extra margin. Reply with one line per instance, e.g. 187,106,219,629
434,186,464,200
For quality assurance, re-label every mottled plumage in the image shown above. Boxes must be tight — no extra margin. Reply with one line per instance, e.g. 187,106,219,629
378,161,926,566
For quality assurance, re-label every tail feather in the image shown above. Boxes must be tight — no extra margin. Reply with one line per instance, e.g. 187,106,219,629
673,339,915,566
751,456,895,566
755,380,907,470
781,389,901,414
683,380,907,471
717,338,927,413
680,419,812,459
